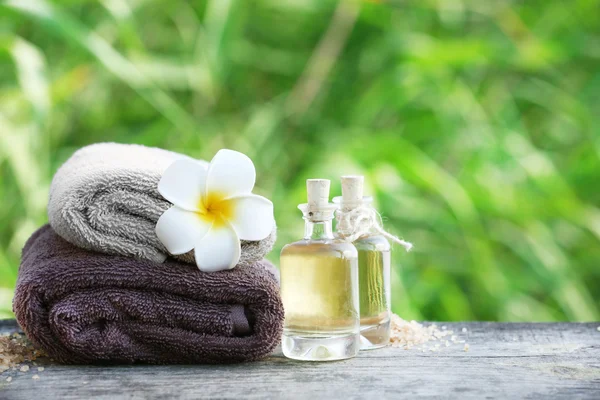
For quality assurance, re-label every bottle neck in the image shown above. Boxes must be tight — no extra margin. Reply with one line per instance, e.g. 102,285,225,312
304,219,334,240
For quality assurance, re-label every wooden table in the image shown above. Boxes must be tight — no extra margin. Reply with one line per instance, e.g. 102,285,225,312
1,320,599,399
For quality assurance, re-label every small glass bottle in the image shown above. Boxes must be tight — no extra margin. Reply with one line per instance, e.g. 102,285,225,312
333,176,391,350
280,179,360,361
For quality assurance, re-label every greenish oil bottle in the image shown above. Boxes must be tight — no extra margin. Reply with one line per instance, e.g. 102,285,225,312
334,175,392,349
354,235,391,348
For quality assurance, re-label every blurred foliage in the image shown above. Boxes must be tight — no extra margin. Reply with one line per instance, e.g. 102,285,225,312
0,0,599,321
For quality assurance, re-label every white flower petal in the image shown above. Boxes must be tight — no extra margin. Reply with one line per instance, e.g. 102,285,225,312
158,158,207,211
226,194,274,241
156,207,212,255
194,221,241,272
206,149,256,198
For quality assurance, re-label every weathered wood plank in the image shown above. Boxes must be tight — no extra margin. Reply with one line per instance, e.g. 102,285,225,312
0,319,20,335
1,321,599,399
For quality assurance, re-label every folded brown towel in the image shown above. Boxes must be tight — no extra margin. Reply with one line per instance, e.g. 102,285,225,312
14,225,284,364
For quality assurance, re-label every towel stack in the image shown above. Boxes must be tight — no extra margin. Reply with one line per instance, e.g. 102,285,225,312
13,143,284,364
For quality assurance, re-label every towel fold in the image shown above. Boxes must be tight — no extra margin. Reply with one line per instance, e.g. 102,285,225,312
48,142,276,264
14,225,284,364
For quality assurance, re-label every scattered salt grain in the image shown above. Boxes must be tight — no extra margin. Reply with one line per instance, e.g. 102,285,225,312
389,314,468,352
596,326,600,332
464,344,470,352
32,374,39,380
462,327,468,333
0,333,46,376
6,377,12,382
38,367,45,372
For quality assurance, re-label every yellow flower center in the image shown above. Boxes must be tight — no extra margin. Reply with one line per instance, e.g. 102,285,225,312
197,191,235,228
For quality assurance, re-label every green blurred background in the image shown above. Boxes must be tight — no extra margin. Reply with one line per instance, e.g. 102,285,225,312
1,0,599,321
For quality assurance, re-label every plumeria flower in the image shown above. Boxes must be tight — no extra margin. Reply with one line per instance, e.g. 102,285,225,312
155,149,274,272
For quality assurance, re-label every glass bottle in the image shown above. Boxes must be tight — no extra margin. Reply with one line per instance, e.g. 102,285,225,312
280,179,360,361
333,176,391,350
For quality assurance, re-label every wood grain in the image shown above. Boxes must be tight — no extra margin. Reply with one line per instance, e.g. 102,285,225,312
1,320,599,399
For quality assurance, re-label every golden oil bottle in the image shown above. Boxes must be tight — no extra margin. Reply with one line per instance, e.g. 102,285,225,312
280,179,360,361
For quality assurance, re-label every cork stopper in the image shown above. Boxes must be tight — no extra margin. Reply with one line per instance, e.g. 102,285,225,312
306,179,330,210
299,179,337,221
333,175,372,209
341,175,364,204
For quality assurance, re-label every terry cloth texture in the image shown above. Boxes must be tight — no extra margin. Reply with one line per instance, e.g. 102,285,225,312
48,142,276,264
14,225,284,364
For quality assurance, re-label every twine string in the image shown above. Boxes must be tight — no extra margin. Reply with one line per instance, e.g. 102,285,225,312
335,205,413,251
